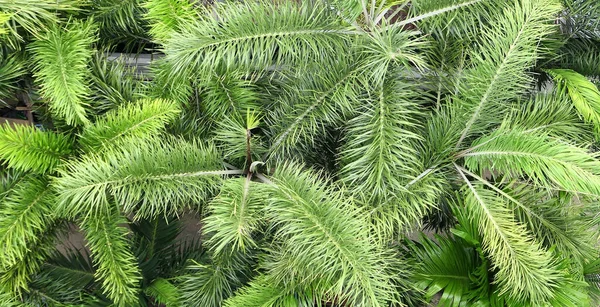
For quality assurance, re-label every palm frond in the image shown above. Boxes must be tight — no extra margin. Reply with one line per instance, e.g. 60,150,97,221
78,98,181,152
80,209,141,307
0,0,81,46
89,52,145,115
0,177,55,270
29,19,97,126
92,0,150,51
408,234,479,306
0,52,24,101
161,0,354,77
461,129,600,196
203,177,264,256
455,176,561,304
506,93,593,144
340,73,423,206
223,275,293,307
55,137,225,219
266,60,362,160
0,124,73,174
454,0,560,146
260,162,397,306
546,68,600,134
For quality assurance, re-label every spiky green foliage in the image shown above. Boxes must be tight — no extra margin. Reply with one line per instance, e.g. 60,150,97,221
547,69,600,133
2,0,600,306
162,0,354,78
29,19,97,126
78,98,181,151
81,209,141,306
144,0,196,44
453,0,560,146
258,163,399,306
55,138,224,219
0,124,72,173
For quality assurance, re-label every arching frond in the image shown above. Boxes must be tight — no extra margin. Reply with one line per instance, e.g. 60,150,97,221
55,138,225,219
0,124,73,174
200,70,261,120
454,0,560,146
461,129,600,196
81,209,141,307
456,176,561,304
89,52,145,115
546,68,600,134
203,177,264,255
162,0,354,77
78,98,181,152
507,93,593,144
261,162,397,306
29,19,97,126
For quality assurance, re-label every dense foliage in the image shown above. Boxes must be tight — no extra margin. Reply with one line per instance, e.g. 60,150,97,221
1,0,600,306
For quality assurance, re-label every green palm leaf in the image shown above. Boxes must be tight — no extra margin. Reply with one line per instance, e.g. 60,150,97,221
29,19,97,126
0,124,72,174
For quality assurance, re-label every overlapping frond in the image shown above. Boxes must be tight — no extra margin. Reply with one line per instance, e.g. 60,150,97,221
261,162,397,306
144,0,197,44
89,52,145,114
409,234,479,306
462,129,600,196
162,0,354,77
340,74,423,204
266,60,362,159
457,178,561,303
200,70,261,120
0,124,72,174
0,177,55,270
81,209,141,306
223,275,293,307
0,0,80,46
546,68,600,134
454,0,560,146
29,19,97,126
55,138,224,219
93,0,149,50
78,98,181,152
203,177,264,255
0,53,24,101
177,261,243,307
507,93,593,143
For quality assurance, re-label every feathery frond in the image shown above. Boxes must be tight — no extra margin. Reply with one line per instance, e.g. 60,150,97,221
162,0,354,77
454,0,560,146
546,68,600,134
456,176,561,303
55,138,225,219
78,98,181,152
144,0,197,44
0,124,72,174
145,278,181,307
203,177,264,255
462,129,600,196
81,209,141,306
29,19,97,126
262,162,397,306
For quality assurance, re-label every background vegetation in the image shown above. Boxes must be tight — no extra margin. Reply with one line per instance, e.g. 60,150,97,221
0,0,600,306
